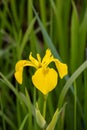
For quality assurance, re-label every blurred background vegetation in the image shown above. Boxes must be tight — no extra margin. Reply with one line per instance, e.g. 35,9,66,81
0,0,87,130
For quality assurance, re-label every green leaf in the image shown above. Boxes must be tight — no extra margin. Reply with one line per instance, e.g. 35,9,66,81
79,9,87,64
19,114,29,130
25,88,33,129
10,0,19,29
70,1,79,73
19,17,36,59
0,110,17,130
0,72,20,99
32,6,60,60
58,60,87,109
46,109,59,130
46,103,67,130
35,103,46,128
19,92,35,116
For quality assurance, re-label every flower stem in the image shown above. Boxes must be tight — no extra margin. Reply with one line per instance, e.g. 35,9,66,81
43,95,47,119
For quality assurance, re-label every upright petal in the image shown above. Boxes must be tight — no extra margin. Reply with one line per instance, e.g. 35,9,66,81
42,49,51,63
42,49,54,67
54,59,68,79
32,67,58,95
14,60,36,84
29,52,39,68
37,53,41,63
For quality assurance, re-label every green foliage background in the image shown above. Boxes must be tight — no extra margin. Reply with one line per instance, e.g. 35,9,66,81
0,0,87,130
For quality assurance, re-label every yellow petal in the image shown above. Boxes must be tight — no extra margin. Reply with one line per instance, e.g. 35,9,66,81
37,53,41,63
42,49,51,63
14,60,35,84
42,49,54,67
14,68,23,84
55,59,68,79
29,52,39,68
32,67,58,95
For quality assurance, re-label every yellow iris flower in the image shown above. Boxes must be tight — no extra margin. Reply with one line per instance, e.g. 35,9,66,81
14,49,68,95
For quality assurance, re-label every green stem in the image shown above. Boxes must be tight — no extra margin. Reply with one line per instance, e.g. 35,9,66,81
43,95,47,130
33,87,37,129
16,84,21,127
39,0,46,27
74,81,77,130
84,68,87,129
43,95,47,119
0,96,6,130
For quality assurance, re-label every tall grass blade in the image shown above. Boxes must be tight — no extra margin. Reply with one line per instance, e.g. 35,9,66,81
19,114,29,130
58,60,87,109
32,6,60,59
79,9,87,65
25,89,33,130
10,0,19,29
19,17,36,59
0,72,19,98
46,103,66,130
70,1,79,73
84,52,87,129
74,81,77,130
0,97,6,130
0,111,17,130
39,0,46,27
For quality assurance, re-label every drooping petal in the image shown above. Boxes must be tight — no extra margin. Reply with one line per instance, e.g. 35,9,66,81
54,59,68,79
14,68,23,84
32,67,58,95
14,60,36,84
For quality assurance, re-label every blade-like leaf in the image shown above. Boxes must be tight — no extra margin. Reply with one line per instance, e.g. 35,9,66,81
58,60,87,109
19,17,36,59
46,103,67,130
35,103,46,128
19,114,29,130
0,111,17,130
32,6,60,60
70,1,79,73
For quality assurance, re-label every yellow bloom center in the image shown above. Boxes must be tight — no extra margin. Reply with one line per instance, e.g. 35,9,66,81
14,49,68,95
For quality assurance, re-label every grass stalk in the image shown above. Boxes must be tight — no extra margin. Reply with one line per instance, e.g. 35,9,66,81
25,89,33,130
39,0,46,27
71,1,79,73
0,96,6,130
58,60,87,109
43,95,47,119
0,111,17,130
74,81,77,130
84,67,87,129
10,0,19,29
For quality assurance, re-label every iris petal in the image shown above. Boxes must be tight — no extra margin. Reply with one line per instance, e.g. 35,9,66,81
14,60,36,84
42,49,52,64
14,68,23,84
42,49,54,67
37,53,41,62
32,67,58,95
29,53,39,68
55,59,68,78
